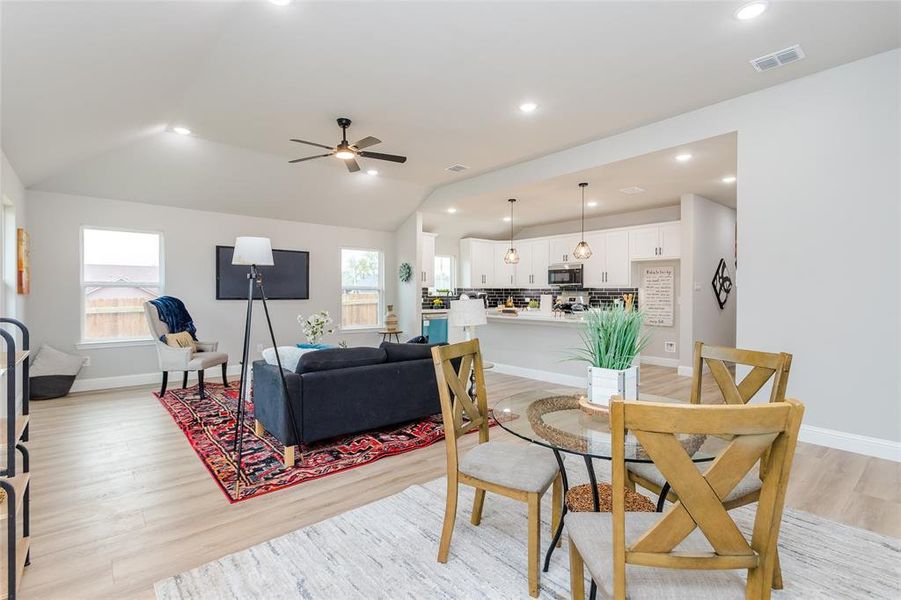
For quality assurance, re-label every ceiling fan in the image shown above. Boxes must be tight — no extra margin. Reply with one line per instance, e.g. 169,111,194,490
289,117,407,172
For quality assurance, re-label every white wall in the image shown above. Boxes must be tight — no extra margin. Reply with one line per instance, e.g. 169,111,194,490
26,190,397,382
422,50,901,448
680,193,737,369
1,152,27,325
515,205,681,239
394,211,421,337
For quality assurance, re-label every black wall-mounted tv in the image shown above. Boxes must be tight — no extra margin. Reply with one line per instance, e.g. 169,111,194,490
215,245,310,300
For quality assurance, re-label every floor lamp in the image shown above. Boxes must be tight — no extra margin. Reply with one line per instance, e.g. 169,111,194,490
231,236,301,497
449,298,487,398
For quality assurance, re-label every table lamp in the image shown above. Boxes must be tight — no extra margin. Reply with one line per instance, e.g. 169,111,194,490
449,298,487,341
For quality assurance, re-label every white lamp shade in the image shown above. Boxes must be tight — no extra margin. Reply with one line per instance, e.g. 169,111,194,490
449,299,487,328
232,236,274,266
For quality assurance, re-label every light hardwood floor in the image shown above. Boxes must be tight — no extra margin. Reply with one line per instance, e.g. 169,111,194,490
14,366,900,599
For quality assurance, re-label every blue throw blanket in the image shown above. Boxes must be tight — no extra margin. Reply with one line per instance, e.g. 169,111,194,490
149,296,197,340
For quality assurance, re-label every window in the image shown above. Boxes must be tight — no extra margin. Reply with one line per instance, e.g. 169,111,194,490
432,255,455,293
341,248,383,329
81,228,163,343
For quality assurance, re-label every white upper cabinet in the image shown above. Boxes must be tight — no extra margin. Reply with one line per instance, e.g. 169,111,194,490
420,232,436,287
549,235,582,263
460,239,494,287
658,222,681,259
514,239,550,288
582,230,630,287
629,222,681,261
492,242,516,287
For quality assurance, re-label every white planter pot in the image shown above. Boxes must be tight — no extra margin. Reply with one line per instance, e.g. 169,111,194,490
587,365,639,406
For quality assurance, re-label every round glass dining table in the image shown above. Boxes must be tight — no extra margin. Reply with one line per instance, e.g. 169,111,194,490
491,388,720,573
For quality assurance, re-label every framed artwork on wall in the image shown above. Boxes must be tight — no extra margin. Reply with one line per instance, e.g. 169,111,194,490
17,228,29,295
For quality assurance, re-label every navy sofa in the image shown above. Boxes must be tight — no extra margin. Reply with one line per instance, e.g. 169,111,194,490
251,342,444,465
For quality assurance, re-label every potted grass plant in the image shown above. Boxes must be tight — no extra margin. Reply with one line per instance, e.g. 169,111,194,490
568,305,651,406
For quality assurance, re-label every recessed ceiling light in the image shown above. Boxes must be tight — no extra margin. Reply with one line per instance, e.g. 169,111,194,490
518,101,538,113
675,153,693,162
735,1,768,21
172,126,191,136
367,169,379,176
502,216,512,222
269,0,292,6
722,176,737,183
447,208,458,214
586,201,598,208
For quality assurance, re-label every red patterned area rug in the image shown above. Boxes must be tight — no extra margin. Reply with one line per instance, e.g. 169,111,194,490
155,383,495,503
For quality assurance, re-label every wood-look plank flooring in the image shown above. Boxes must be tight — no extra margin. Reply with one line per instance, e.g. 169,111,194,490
12,366,900,599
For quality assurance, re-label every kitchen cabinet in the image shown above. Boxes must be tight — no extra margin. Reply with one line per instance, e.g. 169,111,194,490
549,235,582,263
459,239,494,287
492,242,517,287
583,230,630,287
514,239,550,288
629,222,681,260
420,232,436,287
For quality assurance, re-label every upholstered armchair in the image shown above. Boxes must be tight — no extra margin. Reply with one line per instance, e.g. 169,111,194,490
143,301,229,398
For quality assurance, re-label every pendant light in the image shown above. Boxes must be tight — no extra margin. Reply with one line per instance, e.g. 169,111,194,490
572,182,592,260
503,198,520,264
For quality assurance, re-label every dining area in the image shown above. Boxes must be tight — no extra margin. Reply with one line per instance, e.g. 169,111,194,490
430,338,802,599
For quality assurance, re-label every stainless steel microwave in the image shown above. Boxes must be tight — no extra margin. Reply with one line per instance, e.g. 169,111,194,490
548,263,583,287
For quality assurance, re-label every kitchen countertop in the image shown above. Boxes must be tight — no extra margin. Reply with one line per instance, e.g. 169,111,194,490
486,309,587,326
421,309,449,316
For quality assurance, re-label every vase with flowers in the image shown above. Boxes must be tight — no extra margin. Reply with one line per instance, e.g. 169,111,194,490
298,311,335,347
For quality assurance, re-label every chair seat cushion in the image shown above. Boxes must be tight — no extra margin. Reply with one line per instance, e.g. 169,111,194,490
628,461,762,504
459,441,558,493
186,352,228,370
566,512,750,599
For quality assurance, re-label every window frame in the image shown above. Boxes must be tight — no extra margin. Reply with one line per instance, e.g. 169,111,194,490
78,225,165,347
339,247,385,331
429,254,455,295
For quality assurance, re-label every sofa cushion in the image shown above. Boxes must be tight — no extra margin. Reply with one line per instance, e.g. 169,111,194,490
296,347,387,374
380,341,443,363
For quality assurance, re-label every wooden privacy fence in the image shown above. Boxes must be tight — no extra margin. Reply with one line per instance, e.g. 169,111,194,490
341,291,380,327
85,297,150,340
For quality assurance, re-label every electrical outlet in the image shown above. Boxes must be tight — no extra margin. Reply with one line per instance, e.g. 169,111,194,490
664,342,676,353
82,356,91,367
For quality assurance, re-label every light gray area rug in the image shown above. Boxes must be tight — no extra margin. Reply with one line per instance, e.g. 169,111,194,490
156,461,901,599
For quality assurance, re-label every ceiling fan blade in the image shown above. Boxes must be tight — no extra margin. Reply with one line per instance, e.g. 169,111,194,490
289,153,331,163
352,136,381,149
346,158,361,173
359,151,407,164
289,138,334,150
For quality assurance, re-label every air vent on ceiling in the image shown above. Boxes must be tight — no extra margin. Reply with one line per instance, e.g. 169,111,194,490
445,164,469,173
619,186,645,195
750,44,805,72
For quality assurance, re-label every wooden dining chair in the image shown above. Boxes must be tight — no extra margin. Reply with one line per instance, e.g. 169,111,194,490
568,396,804,600
627,341,793,587
432,339,562,598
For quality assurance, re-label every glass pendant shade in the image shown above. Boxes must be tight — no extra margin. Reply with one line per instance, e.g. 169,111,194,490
573,182,592,260
504,198,519,264
572,240,592,260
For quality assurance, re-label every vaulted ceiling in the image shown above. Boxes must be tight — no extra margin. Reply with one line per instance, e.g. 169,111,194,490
2,1,898,230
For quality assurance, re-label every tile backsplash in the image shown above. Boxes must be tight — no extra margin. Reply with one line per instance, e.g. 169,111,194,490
422,287,639,310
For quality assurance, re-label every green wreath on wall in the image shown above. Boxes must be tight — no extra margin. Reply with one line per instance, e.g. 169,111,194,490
398,262,413,283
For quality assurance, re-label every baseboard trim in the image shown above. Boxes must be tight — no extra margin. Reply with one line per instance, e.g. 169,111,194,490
677,366,693,377
799,424,900,463
70,364,243,393
491,363,586,388
640,356,680,368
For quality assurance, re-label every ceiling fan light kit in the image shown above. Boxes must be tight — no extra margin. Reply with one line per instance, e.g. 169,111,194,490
572,182,593,260
289,117,407,173
503,198,520,264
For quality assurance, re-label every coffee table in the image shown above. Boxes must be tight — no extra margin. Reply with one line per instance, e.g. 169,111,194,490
492,388,719,576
